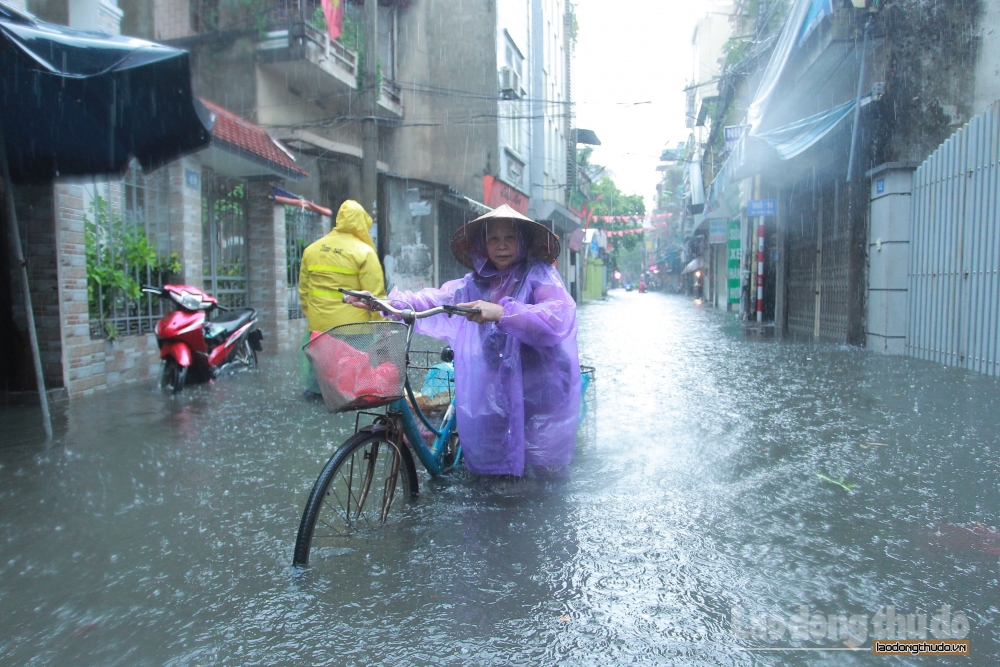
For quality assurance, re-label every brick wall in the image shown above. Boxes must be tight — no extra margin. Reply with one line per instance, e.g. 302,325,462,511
103,334,160,385
10,185,64,391
55,183,102,396
168,157,204,286
52,183,161,397
246,182,292,350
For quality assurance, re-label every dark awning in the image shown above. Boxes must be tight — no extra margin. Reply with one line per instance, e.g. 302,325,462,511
0,1,212,184
572,128,601,146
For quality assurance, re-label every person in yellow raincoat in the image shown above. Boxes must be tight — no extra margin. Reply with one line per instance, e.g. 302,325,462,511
298,200,386,394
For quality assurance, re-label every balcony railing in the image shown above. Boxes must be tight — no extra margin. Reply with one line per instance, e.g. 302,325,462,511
380,79,402,106
256,1,401,116
302,22,358,78
257,1,359,79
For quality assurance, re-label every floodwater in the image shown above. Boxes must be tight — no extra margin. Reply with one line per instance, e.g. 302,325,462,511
1,290,999,665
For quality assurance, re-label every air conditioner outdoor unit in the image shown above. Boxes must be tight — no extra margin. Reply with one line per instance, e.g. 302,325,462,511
499,67,520,99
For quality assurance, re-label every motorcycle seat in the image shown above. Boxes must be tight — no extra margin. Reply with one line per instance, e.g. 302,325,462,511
205,308,256,339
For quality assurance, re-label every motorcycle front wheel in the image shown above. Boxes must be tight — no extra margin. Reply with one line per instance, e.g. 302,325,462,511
159,357,187,393
232,339,258,370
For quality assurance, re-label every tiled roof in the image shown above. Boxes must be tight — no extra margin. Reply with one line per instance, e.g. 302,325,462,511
200,99,309,178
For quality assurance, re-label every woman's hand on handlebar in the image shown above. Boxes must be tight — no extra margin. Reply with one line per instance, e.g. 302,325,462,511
457,300,503,324
343,290,375,310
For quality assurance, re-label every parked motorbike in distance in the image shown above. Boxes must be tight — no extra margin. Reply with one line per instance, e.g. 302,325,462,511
141,285,263,393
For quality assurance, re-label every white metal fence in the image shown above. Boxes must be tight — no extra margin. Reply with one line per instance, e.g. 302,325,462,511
908,102,1000,375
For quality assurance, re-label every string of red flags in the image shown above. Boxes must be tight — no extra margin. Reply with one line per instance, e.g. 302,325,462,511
598,221,677,236
592,212,676,224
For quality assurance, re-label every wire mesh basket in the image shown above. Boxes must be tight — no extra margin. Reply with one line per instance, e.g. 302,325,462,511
405,349,456,418
304,321,409,413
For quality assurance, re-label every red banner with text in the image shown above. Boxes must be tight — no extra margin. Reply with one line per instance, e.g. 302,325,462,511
483,176,530,215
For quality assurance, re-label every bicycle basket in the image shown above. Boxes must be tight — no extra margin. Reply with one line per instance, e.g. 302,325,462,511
406,350,455,418
304,321,408,413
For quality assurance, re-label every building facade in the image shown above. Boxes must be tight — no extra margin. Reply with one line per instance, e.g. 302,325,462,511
693,0,1000,357
3,0,585,400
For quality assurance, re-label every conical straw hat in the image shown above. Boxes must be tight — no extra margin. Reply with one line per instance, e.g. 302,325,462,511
450,204,561,269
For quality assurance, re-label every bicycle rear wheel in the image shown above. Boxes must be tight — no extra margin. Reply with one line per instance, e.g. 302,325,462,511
293,429,418,566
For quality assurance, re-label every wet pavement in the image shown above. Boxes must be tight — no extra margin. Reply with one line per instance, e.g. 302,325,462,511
1,290,999,665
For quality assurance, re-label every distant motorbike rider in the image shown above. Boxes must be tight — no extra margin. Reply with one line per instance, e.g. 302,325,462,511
298,200,386,394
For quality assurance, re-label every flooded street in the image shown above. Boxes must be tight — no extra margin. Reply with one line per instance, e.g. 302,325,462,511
2,290,999,665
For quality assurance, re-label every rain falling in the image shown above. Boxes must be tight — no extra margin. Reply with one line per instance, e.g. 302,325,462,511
2,0,1000,663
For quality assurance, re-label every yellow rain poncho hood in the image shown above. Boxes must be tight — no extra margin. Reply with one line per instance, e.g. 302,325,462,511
334,200,377,251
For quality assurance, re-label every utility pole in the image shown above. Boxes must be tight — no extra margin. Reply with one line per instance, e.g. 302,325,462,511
360,0,378,220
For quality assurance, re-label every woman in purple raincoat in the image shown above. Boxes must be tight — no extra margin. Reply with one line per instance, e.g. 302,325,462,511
349,205,580,476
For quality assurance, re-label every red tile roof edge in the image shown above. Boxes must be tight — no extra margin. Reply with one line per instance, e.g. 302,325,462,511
200,99,309,179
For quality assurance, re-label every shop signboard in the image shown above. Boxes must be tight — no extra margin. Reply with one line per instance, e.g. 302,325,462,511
727,219,741,304
747,199,777,217
482,175,529,215
724,125,749,153
709,219,727,244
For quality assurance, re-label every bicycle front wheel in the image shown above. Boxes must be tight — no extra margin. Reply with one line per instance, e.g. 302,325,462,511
293,430,418,566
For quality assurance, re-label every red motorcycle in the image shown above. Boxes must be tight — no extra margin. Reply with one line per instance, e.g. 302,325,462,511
142,284,263,392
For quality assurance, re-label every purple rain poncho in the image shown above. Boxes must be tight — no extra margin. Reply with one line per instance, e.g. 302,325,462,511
388,228,580,476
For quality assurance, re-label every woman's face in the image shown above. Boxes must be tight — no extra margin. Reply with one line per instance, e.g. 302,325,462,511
485,220,519,270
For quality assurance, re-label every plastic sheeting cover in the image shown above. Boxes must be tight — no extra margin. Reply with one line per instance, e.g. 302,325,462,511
746,0,816,133
706,0,845,218
0,2,212,184
755,99,856,160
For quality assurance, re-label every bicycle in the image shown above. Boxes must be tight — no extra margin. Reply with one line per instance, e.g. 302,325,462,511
292,288,594,566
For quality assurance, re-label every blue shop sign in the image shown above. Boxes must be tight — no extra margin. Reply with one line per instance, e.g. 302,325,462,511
748,199,777,217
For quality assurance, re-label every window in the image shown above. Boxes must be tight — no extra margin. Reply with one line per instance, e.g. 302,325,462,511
85,162,174,340
502,32,525,155
378,4,396,81
506,154,524,187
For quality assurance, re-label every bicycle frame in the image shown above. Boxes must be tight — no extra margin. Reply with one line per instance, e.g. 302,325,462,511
335,288,473,477
352,362,459,478
392,377,460,476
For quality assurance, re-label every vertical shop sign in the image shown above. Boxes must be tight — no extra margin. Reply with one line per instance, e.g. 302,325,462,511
709,219,727,244
727,219,741,304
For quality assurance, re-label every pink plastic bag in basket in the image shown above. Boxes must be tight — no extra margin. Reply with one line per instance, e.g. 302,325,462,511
309,331,401,406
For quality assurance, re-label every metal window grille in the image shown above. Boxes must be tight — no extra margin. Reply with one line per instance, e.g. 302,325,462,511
285,204,324,319
202,172,249,309
86,163,172,339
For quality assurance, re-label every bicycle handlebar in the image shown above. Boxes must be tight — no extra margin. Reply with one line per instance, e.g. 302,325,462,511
339,288,481,321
